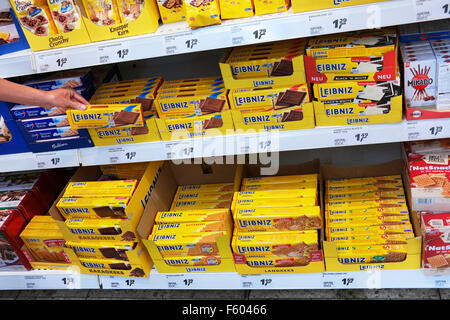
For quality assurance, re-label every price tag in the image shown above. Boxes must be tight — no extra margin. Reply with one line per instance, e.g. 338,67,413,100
416,0,450,21
406,121,449,141
230,23,270,46
240,275,274,289
164,32,200,55
165,141,194,160
238,135,272,155
35,51,73,73
35,151,74,168
107,147,139,164
23,275,46,289
331,126,371,147
165,275,196,288
308,11,340,36
97,41,132,64
323,273,358,288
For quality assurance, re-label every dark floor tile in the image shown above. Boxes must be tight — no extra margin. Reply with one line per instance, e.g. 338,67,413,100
248,290,340,300
87,289,249,300
337,289,441,300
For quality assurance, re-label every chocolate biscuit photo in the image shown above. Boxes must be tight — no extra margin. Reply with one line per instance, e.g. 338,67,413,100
270,59,293,76
113,110,140,126
281,109,303,122
130,267,145,277
99,248,129,261
93,206,116,218
121,231,136,241
162,0,177,8
202,117,223,129
199,97,225,114
275,90,306,109
131,126,149,136
132,97,153,111
98,227,122,235
109,262,132,270
190,0,204,6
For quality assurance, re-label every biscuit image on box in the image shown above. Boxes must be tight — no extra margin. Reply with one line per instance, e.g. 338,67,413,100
113,110,140,126
198,97,225,114
202,116,223,129
269,59,293,76
274,90,306,109
413,174,437,188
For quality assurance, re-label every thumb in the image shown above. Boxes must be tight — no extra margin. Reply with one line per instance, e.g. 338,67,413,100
66,99,87,111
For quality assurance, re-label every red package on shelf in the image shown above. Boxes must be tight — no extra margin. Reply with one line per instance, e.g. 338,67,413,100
0,209,31,270
422,212,450,269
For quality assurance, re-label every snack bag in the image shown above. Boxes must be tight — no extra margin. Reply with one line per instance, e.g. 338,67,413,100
82,0,122,26
157,0,186,24
185,0,221,29
47,0,82,33
116,0,144,22
11,0,58,36
219,0,254,19
253,0,288,15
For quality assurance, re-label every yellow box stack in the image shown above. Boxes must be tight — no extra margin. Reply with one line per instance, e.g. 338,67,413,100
231,174,325,273
86,77,163,146
154,77,235,140
324,175,415,265
303,28,403,126
219,39,315,133
52,162,155,278
148,182,235,269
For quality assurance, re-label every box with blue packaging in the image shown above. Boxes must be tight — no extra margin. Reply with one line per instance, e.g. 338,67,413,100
21,115,68,130
0,102,30,155
25,69,94,91
15,120,93,153
0,9,30,56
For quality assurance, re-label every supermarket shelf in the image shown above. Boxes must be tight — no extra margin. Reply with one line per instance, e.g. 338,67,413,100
1,0,449,78
1,117,449,171
0,265,101,289
79,117,450,166
97,267,450,289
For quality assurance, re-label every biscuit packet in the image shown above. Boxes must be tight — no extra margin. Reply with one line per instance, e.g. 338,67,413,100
253,0,289,15
219,0,254,19
47,0,82,33
12,0,58,36
185,0,221,29
116,0,144,22
82,0,122,26
157,0,186,24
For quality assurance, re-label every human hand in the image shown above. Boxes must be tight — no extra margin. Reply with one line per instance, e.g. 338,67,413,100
43,88,88,111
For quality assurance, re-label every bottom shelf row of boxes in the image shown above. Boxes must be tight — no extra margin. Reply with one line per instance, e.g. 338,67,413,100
14,158,434,276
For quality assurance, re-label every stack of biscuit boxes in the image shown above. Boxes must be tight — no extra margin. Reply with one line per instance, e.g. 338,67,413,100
325,175,415,265
222,38,314,132
149,182,235,269
304,28,402,123
231,174,324,272
406,139,450,212
55,163,152,278
405,139,450,270
83,77,163,146
153,76,235,140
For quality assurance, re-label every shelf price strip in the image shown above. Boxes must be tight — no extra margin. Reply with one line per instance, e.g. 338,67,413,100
97,41,133,64
330,126,371,147
34,51,74,73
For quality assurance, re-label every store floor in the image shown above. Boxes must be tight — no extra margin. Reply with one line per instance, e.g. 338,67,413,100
0,289,448,300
